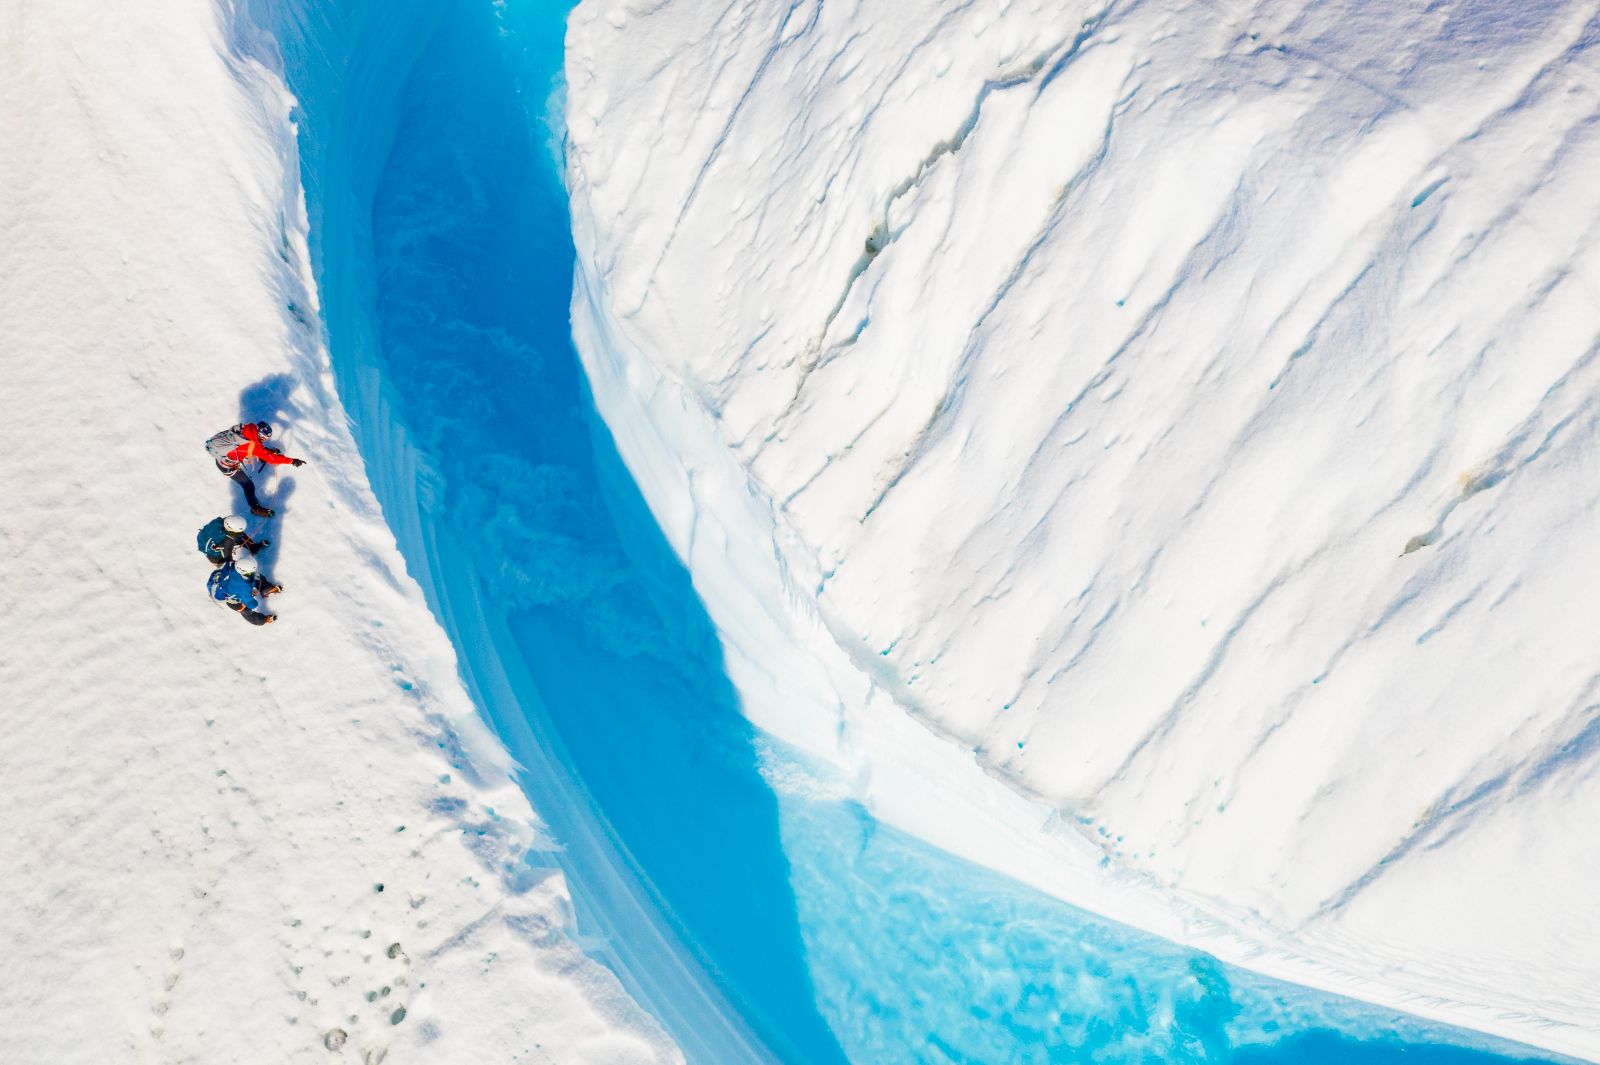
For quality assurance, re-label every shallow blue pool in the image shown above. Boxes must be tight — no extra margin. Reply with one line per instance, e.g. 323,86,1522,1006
282,1,1571,1061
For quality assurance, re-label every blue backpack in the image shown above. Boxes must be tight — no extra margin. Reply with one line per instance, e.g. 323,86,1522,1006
196,517,235,564
208,563,258,610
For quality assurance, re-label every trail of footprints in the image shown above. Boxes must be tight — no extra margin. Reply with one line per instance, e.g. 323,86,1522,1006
148,944,188,1045
146,745,495,1058
286,879,428,1064
268,798,445,1062
146,860,226,1047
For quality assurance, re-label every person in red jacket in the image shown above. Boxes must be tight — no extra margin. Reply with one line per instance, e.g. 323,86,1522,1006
205,421,305,518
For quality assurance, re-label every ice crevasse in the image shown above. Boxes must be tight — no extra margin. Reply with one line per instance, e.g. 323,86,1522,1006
565,0,1600,1055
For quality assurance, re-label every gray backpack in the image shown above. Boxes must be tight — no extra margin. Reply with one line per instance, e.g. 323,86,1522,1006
206,424,247,465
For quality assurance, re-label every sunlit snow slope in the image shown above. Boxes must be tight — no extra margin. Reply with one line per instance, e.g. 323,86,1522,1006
566,0,1600,1056
0,2,676,1061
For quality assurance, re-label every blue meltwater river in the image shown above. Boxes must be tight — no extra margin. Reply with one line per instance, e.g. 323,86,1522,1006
280,1,1571,1061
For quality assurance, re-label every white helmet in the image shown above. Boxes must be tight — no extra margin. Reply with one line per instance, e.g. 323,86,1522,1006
233,549,258,576
222,514,248,534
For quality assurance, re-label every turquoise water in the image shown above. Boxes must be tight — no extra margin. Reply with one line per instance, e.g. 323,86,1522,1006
778,797,1561,1064
276,0,1572,1061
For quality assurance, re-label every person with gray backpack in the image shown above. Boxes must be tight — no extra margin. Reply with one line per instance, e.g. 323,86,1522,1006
205,421,305,517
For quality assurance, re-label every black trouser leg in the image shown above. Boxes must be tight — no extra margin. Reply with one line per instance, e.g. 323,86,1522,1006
229,601,272,626
223,465,262,511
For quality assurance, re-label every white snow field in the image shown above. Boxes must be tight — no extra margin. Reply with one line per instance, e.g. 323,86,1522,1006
0,2,678,1062
566,0,1600,1058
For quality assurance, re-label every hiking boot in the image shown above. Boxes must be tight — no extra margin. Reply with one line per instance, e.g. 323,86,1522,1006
263,583,283,596
250,504,275,518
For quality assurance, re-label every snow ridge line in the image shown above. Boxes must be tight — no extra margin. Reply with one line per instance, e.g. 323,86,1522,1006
764,10,1118,454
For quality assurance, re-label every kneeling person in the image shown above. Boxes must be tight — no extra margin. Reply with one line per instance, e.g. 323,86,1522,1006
197,514,268,568
208,550,282,626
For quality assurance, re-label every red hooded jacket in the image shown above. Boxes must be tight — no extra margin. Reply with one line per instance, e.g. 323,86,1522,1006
218,423,297,471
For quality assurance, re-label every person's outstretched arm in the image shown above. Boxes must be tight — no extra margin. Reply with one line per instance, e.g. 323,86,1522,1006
241,423,305,466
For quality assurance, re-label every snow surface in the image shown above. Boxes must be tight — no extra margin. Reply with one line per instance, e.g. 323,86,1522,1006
566,0,1600,1058
0,2,677,1061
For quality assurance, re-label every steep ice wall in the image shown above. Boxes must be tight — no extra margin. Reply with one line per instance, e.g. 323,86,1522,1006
566,0,1600,1056
0,2,676,1061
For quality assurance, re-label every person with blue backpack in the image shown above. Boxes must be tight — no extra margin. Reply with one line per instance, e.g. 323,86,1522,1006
208,549,282,626
206,421,306,518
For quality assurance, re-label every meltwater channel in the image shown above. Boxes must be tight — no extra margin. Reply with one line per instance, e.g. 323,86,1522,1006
270,1,1569,1061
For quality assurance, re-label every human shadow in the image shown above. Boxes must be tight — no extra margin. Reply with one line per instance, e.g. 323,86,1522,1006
235,373,300,576
356,8,846,1061
240,373,298,427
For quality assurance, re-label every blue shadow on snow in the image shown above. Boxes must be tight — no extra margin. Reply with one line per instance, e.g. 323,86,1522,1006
225,372,300,575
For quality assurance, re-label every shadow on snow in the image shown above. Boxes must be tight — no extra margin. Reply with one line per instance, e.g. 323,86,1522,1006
233,372,298,574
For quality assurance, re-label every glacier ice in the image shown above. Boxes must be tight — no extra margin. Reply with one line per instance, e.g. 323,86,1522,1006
565,0,1600,1056
249,0,1581,1059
